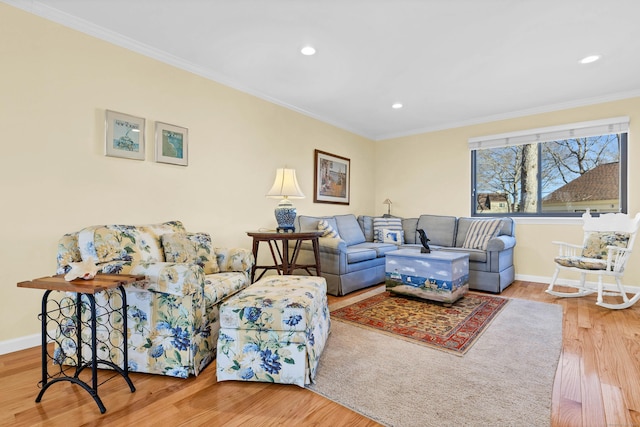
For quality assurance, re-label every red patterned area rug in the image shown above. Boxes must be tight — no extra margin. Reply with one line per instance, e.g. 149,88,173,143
330,290,509,355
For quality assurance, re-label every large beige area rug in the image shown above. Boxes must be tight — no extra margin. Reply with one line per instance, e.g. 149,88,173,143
307,298,563,427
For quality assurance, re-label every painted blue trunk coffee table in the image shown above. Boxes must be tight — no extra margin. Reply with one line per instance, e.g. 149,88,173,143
385,249,469,305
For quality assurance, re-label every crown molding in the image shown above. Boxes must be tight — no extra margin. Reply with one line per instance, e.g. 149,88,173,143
374,89,640,141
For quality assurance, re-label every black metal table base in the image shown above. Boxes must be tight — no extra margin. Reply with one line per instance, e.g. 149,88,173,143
37,286,135,413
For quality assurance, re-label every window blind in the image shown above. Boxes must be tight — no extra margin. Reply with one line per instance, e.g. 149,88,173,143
468,116,629,151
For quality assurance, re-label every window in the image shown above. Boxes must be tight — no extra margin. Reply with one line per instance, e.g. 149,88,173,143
470,117,628,217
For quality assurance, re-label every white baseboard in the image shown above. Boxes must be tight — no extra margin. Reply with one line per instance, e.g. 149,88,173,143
515,273,640,294
514,273,550,284
515,273,577,287
0,333,40,355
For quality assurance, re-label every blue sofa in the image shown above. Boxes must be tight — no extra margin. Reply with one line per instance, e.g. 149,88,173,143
293,214,516,296
294,214,397,296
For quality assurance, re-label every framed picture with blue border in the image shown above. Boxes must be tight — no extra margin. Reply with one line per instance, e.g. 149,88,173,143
155,121,188,166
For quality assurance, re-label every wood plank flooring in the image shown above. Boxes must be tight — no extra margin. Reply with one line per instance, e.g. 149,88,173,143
2,280,640,426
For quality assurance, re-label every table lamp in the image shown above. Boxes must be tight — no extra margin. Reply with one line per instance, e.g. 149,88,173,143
383,198,392,217
266,168,305,232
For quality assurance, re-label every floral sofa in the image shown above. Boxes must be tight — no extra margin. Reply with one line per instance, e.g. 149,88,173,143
55,220,254,378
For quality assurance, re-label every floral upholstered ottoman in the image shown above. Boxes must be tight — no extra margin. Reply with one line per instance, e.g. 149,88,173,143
216,275,330,387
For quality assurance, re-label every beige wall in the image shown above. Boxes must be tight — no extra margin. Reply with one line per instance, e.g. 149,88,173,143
0,4,374,345
376,97,640,285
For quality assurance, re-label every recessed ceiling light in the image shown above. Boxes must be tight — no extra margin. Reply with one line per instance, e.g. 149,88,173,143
392,103,403,109
579,55,601,64
301,46,316,56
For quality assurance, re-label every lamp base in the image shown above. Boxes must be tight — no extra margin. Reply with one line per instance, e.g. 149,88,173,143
275,199,297,232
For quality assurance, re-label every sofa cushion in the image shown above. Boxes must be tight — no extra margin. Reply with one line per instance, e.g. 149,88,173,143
358,215,375,242
554,256,607,270
373,217,403,243
162,232,196,263
402,218,419,244
382,228,404,245
297,215,338,234
352,242,398,257
317,219,340,238
191,233,220,274
335,214,366,245
77,221,186,264
397,244,488,263
436,246,488,263
462,219,502,250
57,232,82,272
145,220,187,238
456,217,514,246
416,215,457,247
215,247,255,273
346,247,377,263
310,237,347,255
581,231,630,260
203,271,251,308
162,232,220,274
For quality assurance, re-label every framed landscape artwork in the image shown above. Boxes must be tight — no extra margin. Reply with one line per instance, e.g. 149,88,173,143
314,149,350,205
155,122,188,166
105,110,145,160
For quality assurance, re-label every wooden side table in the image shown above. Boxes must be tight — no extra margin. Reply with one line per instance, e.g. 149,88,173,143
247,231,323,283
17,273,145,413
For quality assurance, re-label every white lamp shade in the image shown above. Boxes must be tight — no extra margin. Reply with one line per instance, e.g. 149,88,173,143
266,168,305,199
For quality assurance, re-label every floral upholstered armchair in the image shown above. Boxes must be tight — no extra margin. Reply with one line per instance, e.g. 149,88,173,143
56,221,254,378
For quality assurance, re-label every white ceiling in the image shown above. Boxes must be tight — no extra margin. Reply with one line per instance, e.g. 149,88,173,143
8,0,640,140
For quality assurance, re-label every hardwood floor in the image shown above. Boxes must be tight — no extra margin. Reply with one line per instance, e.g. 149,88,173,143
2,280,640,426
503,281,640,426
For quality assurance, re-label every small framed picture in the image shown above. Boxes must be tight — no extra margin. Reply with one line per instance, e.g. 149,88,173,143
155,122,188,166
314,149,350,205
105,110,145,160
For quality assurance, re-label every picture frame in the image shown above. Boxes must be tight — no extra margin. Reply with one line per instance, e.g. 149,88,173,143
314,149,350,205
155,122,188,166
105,110,145,160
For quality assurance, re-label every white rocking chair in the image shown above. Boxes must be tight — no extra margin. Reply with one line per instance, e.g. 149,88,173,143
546,210,640,309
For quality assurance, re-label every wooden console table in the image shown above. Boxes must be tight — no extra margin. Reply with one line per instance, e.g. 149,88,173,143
247,231,323,283
17,273,144,413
